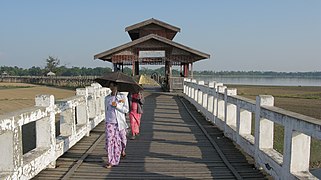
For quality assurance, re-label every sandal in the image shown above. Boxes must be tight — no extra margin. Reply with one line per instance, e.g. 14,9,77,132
104,164,113,169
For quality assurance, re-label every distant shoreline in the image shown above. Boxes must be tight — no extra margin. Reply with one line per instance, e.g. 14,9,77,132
191,75,321,87
193,74,321,78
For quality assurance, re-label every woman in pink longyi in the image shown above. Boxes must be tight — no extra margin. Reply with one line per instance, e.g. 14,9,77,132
129,92,144,140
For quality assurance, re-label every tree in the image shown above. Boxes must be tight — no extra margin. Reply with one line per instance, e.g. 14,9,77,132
45,56,60,73
28,66,43,76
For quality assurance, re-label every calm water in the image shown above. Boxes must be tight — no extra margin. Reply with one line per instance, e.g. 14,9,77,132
193,76,321,86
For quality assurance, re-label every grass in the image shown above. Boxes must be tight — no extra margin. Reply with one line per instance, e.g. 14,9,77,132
228,84,321,169
0,83,75,115
0,85,34,89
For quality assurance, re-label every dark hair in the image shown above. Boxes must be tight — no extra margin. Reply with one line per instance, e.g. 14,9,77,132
109,81,118,87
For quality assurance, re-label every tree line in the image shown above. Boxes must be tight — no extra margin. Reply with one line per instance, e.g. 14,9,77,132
1,65,320,78
0,56,112,76
1,56,320,77
0,65,113,76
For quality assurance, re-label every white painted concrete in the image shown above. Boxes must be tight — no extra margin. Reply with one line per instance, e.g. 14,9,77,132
0,83,110,180
183,78,321,180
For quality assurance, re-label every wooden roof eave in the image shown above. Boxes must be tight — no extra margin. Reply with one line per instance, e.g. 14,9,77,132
94,34,210,61
94,36,152,60
152,35,210,59
100,57,112,62
125,18,181,33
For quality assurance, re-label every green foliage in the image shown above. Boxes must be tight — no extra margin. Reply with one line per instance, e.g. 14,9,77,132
28,66,43,76
123,67,133,76
45,56,60,73
54,66,112,76
1,64,321,77
0,65,112,76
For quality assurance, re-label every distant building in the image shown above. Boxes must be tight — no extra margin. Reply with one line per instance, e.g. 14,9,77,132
94,18,210,91
47,71,56,76
1,71,8,76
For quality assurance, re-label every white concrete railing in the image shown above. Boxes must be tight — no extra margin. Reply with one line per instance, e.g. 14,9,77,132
183,78,321,180
0,83,110,180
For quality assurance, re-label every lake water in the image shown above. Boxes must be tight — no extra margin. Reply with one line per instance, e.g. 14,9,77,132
192,76,321,86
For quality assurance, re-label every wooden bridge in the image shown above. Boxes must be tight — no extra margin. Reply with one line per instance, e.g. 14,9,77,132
2,80,320,179
33,90,268,179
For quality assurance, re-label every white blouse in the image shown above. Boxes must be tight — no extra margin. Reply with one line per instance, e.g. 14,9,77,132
104,92,129,130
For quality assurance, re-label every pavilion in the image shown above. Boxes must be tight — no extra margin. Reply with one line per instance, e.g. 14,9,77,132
94,18,210,91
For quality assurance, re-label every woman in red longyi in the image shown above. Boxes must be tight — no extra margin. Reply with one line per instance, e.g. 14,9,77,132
129,92,144,140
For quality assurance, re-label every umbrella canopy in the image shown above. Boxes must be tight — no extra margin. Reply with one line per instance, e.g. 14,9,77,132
95,71,143,93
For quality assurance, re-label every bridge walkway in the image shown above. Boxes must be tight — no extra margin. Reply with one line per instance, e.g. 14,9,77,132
34,91,269,179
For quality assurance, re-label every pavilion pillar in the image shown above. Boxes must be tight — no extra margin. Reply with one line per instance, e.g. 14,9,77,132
183,63,189,77
165,60,169,82
132,61,135,76
190,63,193,79
113,63,118,72
134,61,139,75
165,60,172,91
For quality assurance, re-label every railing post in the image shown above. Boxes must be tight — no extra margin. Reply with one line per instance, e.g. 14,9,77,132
207,81,215,113
188,79,194,98
216,85,226,122
92,83,102,117
191,79,197,100
0,125,22,173
256,95,274,149
255,95,274,162
183,78,187,95
35,94,56,168
76,88,89,136
194,81,198,102
238,108,252,136
225,88,237,130
290,132,311,172
202,83,208,110
185,80,189,96
184,78,190,95
283,126,311,177
183,79,186,94
213,83,223,121
197,81,204,105
87,86,96,120
60,108,75,137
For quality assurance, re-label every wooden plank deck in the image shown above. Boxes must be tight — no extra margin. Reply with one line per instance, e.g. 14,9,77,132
33,91,269,179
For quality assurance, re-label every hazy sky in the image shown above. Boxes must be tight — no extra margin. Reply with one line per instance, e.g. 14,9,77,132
0,0,320,72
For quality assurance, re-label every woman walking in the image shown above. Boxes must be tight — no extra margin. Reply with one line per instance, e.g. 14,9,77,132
129,91,144,140
104,81,129,168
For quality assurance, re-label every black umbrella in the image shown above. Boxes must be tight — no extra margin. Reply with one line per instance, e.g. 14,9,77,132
94,71,143,93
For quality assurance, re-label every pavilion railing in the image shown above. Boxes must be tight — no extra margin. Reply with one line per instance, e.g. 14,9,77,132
169,76,184,91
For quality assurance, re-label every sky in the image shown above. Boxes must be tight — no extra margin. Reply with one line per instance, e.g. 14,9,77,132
0,0,320,72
